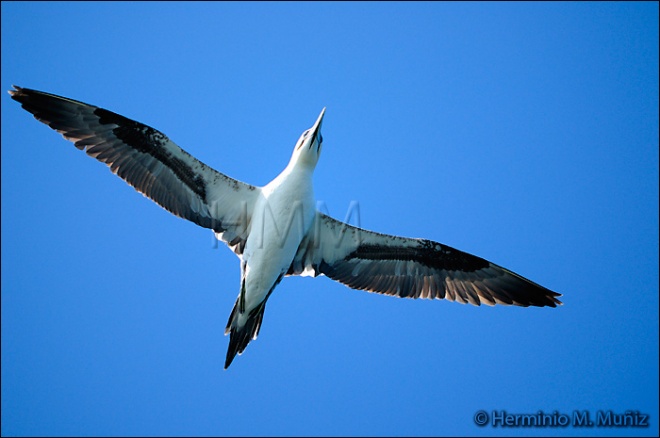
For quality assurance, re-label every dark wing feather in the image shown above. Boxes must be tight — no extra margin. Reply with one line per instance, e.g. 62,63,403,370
9,85,259,255
289,213,561,307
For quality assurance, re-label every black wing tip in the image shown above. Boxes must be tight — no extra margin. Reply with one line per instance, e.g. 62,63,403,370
8,84,25,100
9,85,42,99
518,288,562,308
545,291,563,307
8,85,60,112
8,85,98,112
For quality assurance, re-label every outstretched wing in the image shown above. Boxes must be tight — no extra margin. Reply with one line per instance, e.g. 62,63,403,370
289,212,562,307
9,85,259,255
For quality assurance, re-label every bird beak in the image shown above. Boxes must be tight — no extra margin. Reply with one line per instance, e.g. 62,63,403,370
310,107,325,146
315,107,326,128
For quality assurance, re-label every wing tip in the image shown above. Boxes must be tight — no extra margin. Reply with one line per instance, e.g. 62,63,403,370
521,289,562,308
8,84,24,100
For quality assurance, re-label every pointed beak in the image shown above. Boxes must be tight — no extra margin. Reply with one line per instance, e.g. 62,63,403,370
315,107,326,128
310,107,325,146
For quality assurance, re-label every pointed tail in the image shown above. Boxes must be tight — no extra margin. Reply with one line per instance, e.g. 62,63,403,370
224,297,268,369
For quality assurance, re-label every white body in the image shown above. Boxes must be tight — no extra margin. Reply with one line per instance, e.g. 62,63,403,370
222,108,326,365
239,165,316,324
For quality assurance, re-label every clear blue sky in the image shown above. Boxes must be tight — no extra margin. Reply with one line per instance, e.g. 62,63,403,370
2,2,658,436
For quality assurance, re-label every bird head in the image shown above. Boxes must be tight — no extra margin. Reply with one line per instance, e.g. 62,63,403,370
289,108,325,169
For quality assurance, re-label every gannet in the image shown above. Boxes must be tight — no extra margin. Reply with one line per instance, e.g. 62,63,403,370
9,85,562,369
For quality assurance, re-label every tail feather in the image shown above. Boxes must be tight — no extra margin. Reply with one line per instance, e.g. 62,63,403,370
224,298,267,369
224,272,283,369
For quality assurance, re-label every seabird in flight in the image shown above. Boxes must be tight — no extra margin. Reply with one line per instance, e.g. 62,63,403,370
9,85,562,369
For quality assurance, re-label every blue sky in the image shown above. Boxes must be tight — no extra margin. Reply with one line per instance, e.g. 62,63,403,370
1,2,658,436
